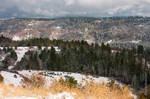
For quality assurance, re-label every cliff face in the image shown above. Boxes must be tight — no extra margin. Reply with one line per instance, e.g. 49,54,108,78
1,17,150,48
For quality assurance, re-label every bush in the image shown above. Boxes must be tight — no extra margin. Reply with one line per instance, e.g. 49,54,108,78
147,84,150,99
65,76,77,88
108,80,115,88
58,76,78,89
138,93,147,99
22,74,45,88
10,50,17,60
0,74,4,83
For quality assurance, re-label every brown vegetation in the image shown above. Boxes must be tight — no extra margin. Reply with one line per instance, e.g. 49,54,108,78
0,74,135,99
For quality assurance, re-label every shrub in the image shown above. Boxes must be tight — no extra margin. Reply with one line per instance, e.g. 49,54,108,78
22,74,45,88
138,93,147,99
65,76,77,88
0,74,4,83
50,80,134,99
10,50,17,60
57,76,78,89
147,84,150,99
108,80,115,88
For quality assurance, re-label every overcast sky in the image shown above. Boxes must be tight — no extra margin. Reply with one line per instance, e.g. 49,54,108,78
0,0,150,18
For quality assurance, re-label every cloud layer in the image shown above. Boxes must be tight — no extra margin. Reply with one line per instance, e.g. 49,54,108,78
0,0,150,18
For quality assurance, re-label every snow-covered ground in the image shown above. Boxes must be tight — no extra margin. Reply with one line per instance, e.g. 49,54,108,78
0,54,7,62
0,46,61,69
14,47,29,65
0,71,77,99
0,70,111,87
12,36,22,41
0,92,75,99
17,70,113,88
0,70,137,99
14,47,60,64
105,40,113,44
130,40,141,44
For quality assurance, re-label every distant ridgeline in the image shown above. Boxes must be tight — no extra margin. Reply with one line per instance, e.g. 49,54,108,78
0,36,150,92
1,17,150,49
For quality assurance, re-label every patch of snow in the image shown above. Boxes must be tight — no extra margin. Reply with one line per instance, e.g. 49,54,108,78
28,22,34,26
96,20,102,23
54,46,61,52
147,63,150,69
46,92,75,99
131,40,141,44
0,53,9,62
105,40,113,44
12,36,22,41
85,39,94,44
56,26,61,29
24,29,31,31
15,47,29,65
8,66,15,70
41,46,61,52
0,56,5,62
13,46,60,65
0,71,23,87
0,70,123,89
138,24,144,27
0,47,4,50
111,50,118,53
130,92,137,99
18,70,112,87
0,70,136,99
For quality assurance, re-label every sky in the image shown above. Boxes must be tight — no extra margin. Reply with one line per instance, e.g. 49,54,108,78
0,0,150,18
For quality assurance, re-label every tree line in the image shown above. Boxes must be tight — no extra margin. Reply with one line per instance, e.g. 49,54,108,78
8,38,150,90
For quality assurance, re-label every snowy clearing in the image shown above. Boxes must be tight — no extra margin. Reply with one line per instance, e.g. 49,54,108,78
0,70,137,99
0,70,114,87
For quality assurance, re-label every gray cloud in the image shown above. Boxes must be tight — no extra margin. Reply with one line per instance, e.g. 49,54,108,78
0,0,150,18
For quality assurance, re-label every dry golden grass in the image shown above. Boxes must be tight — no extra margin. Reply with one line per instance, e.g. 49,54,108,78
22,73,46,89
50,80,134,99
0,75,135,99
0,83,49,97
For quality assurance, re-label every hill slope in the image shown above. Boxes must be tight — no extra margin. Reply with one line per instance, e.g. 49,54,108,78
1,17,150,49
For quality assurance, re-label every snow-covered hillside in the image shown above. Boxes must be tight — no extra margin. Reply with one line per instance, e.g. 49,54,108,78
0,70,137,99
0,46,61,70
1,70,111,87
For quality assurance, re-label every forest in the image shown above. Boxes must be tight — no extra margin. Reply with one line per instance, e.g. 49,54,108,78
0,36,150,92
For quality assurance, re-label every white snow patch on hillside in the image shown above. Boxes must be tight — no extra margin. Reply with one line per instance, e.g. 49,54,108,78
15,47,29,65
105,40,113,44
138,24,144,27
12,36,22,41
17,70,111,87
14,46,60,64
147,63,150,69
0,70,137,99
0,46,61,66
85,39,95,44
0,71,23,87
0,47,4,50
130,92,137,99
46,92,75,99
8,66,15,70
0,55,6,62
131,40,141,44
0,70,112,88
56,26,61,29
